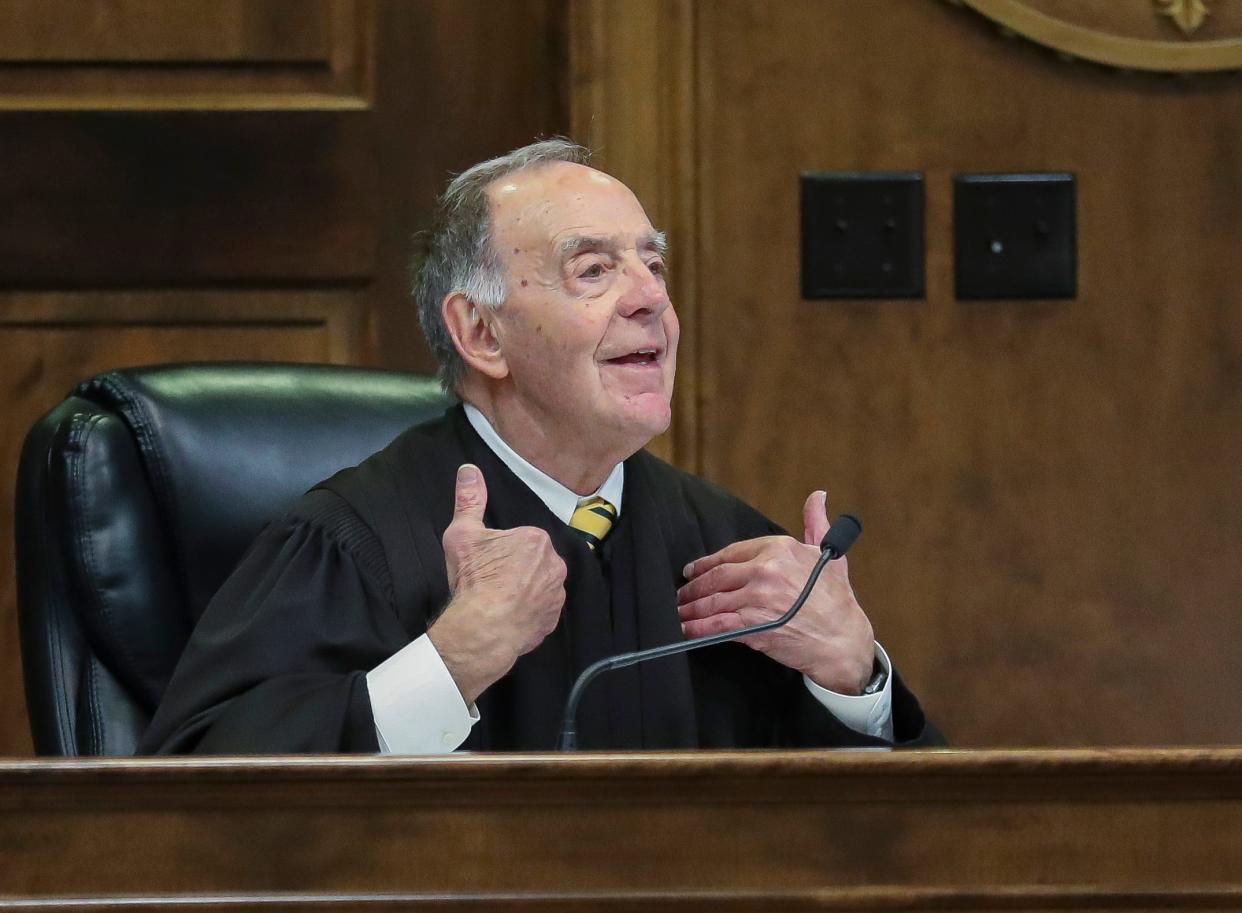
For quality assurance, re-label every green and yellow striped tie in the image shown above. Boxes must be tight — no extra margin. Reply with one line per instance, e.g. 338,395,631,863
569,496,617,550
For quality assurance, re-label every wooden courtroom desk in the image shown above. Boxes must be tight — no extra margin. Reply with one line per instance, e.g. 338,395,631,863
4,749,1242,911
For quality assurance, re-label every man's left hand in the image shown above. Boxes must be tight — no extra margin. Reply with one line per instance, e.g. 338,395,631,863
676,490,875,694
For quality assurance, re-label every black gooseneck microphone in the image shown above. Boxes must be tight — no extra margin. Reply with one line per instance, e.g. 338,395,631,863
557,513,862,750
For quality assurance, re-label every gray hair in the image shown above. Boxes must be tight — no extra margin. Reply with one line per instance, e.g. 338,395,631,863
413,138,593,393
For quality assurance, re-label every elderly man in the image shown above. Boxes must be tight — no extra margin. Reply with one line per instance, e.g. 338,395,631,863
143,140,936,753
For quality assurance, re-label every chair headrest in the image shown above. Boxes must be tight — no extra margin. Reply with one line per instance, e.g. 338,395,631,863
76,363,451,622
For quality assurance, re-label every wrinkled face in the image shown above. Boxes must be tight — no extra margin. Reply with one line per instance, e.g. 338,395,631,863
486,162,679,454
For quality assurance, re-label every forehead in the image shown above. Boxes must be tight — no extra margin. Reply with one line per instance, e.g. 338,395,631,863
487,162,654,250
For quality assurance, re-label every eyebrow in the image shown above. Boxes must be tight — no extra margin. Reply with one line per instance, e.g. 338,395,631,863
557,230,668,259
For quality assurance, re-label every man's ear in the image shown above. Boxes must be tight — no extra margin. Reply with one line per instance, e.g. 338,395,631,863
442,292,509,380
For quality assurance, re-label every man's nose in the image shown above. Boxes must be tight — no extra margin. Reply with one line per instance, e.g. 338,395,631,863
615,258,670,318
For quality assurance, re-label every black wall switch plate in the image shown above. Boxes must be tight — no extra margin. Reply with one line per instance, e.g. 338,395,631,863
953,173,1076,300
801,171,924,299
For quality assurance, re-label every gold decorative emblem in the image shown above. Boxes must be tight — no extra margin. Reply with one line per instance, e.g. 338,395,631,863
952,0,1242,72
1155,0,1210,36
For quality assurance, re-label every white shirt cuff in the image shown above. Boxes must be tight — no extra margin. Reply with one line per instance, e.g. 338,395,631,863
366,634,480,754
802,642,894,741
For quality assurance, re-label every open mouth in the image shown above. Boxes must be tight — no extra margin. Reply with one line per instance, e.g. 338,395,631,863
604,348,660,366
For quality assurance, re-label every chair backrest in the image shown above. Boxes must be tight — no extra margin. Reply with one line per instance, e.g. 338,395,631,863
16,362,451,756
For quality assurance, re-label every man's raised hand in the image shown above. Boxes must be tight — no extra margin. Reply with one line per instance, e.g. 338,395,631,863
676,489,875,694
428,464,568,704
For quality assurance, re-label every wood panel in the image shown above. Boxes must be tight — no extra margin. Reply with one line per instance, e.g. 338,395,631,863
570,1,1242,746
4,751,1242,908
0,0,331,60
364,0,570,375
0,112,376,284
0,0,372,109
569,0,698,467
695,1,1242,746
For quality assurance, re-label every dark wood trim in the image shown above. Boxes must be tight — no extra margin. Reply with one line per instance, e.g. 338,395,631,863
9,747,1242,810
0,0,374,110
0,290,363,363
5,752,1242,903
569,0,699,471
7,887,1242,912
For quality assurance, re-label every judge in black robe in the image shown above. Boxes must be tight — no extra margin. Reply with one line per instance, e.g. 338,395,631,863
141,406,935,754
143,138,942,754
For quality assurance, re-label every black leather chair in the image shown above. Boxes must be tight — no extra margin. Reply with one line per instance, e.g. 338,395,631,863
16,363,451,756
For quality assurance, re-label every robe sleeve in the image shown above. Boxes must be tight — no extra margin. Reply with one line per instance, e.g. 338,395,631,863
140,490,411,754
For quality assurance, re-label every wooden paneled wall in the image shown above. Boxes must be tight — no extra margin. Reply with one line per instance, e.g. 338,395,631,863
0,0,568,755
573,1,1242,747
8,0,1242,755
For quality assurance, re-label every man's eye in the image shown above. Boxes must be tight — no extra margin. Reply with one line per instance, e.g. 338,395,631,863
647,260,666,276
578,263,606,279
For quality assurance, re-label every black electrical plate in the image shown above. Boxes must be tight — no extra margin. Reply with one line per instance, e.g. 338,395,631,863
953,173,1076,300
800,171,924,299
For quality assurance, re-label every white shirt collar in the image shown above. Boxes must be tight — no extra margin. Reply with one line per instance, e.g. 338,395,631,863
463,403,624,525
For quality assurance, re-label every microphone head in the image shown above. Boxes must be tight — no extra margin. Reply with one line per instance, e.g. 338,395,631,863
819,514,862,557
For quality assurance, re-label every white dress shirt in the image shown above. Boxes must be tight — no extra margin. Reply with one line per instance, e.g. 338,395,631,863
367,404,893,752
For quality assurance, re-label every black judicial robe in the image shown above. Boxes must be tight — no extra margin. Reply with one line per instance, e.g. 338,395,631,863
141,406,936,754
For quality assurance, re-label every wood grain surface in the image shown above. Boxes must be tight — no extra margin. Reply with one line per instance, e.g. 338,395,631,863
3,750,1242,908
0,0,371,108
0,112,377,283
0,0,334,61
569,0,698,467
692,1,1242,747
571,1,1242,747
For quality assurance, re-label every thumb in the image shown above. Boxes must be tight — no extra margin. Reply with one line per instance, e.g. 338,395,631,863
802,489,829,546
451,463,489,528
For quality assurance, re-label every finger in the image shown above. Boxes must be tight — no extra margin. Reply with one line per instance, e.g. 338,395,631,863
802,489,829,547
676,562,752,606
679,589,774,623
678,590,751,622
683,537,772,580
451,463,488,527
682,612,746,640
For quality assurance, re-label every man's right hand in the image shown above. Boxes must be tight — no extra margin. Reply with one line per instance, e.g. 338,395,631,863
428,463,568,704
